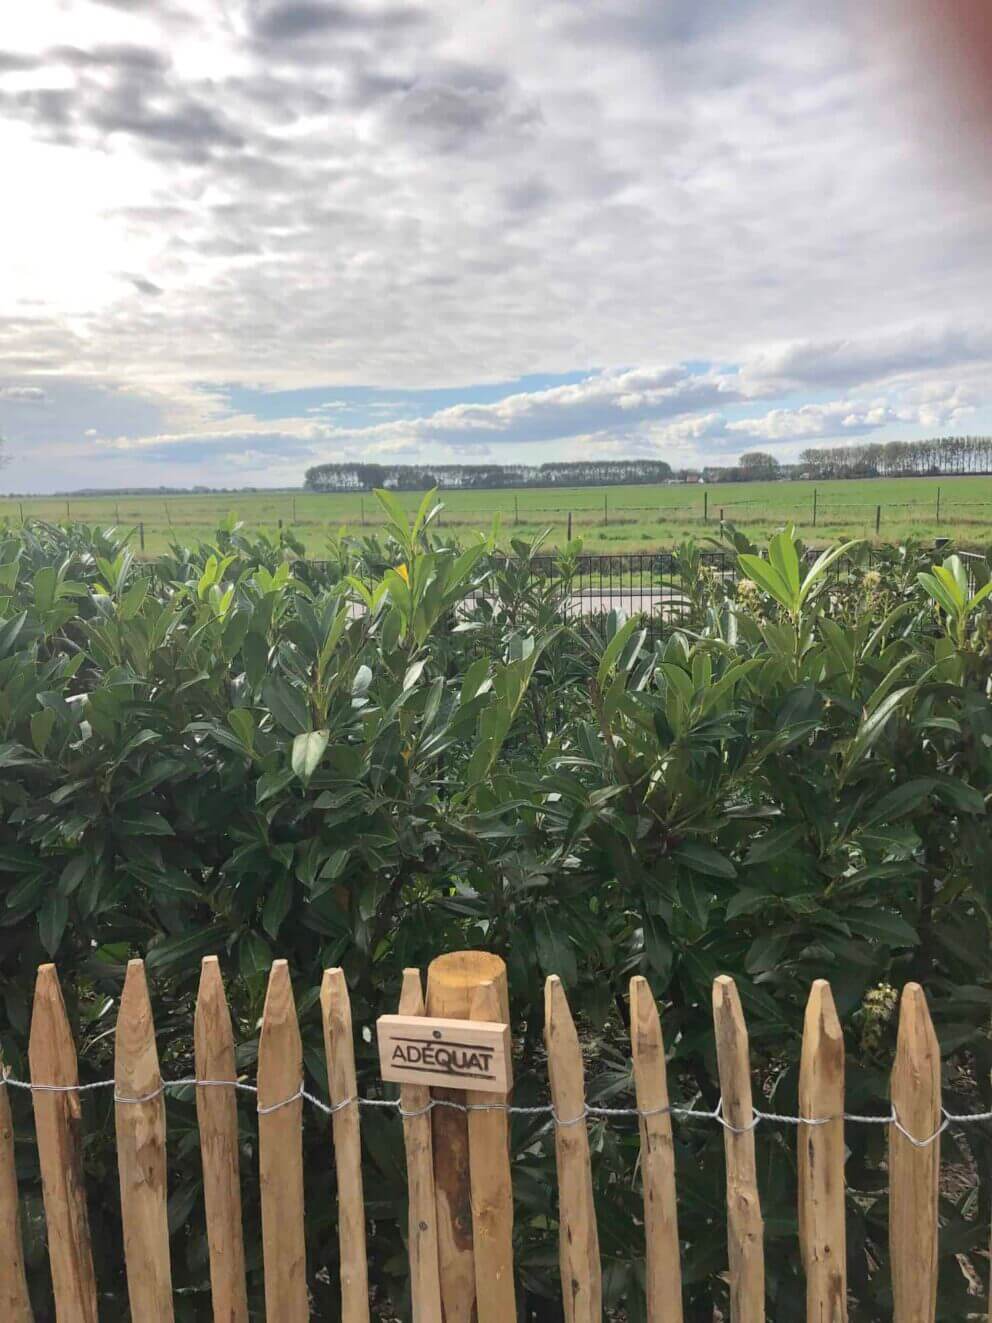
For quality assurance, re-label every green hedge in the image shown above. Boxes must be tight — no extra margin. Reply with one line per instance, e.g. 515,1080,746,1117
1,508,991,1320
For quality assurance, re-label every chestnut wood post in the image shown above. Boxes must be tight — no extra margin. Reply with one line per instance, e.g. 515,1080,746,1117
425,951,510,1323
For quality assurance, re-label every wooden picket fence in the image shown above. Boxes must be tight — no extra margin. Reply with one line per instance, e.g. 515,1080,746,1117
0,948,970,1322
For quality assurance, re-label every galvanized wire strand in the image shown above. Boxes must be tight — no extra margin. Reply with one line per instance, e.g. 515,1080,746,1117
0,1069,978,1145
8,1078,116,1095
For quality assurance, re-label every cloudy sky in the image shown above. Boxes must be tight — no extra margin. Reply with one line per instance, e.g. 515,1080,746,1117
1,0,991,491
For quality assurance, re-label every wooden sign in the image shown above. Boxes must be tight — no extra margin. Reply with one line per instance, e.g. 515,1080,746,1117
376,1014,512,1094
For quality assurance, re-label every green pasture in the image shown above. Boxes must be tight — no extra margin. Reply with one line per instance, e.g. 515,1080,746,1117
2,474,991,555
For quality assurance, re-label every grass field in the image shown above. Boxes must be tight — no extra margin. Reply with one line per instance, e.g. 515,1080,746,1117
2,475,992,555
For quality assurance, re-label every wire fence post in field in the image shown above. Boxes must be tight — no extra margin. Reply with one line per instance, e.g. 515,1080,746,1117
720,508,725,536
812,489,817,528
936,487,940,524
18,502,24,525
139,522,145,553
603,494,608,528
704,490,708,522
360,498,365,527
567,511,573,541
514,496,519,526
66,500,71,522
875,504,881,536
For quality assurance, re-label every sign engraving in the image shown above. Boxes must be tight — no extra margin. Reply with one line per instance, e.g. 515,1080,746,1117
390,1038,497,1081
377,1014,512,1093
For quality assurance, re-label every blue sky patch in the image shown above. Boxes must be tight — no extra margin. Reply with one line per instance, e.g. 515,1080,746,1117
218,370,597,427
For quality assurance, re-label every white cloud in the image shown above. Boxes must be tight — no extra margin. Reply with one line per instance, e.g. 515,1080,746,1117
740,327,992,394
630,375,980,457
55,351,981,483
0,1,991,487
387,367,742,445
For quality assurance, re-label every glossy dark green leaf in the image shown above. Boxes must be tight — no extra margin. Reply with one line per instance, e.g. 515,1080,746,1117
262,675,311,735
38,891,69,955
262,872,293,939
672,841,737,879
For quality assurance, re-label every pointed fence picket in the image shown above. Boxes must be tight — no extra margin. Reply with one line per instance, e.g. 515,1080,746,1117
545,974,602,1323
321,968,370,1323
194,956,248,1323
890,984,941,1323
630,974,683,1323
799,980,846,1323
257,959,308,1322
29,964,98,1323
115,958,174,1321
0,957,966,1320
713,974,765,1323
0,1045,32,1321
397,968,444,1323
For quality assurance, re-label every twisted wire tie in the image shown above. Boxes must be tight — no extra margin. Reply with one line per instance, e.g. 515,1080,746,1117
0,1071,977,1145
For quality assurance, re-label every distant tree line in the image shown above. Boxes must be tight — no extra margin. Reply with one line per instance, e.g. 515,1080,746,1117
700,452,783,483
698,438,992,484
798,436,992,479
304,460,673,492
